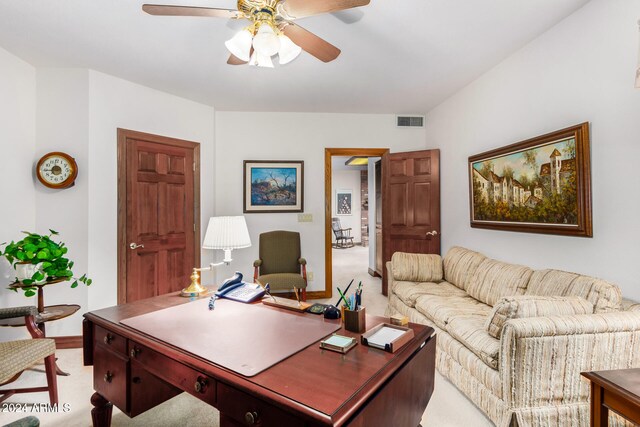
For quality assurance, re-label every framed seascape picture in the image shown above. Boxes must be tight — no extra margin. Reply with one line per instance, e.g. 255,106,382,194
468,122,592,237
243,160,304,213
336,190,352,216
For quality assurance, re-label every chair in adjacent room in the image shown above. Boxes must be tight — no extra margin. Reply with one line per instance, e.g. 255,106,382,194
331,217,354,248
253,230,307,301
0,306,58,405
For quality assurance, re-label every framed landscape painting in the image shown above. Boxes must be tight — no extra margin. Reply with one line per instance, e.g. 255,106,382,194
243,160,304,213
468,122,592,237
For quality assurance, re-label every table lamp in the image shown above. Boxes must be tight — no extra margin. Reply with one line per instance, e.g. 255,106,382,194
181,216,252,297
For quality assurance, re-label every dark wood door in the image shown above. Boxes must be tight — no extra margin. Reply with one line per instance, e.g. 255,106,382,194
382,150,440,295
118,129,200,304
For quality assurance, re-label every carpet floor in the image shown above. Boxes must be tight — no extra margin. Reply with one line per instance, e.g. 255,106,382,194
1,246,493,426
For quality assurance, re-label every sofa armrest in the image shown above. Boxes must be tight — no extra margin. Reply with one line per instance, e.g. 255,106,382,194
500,312,640,409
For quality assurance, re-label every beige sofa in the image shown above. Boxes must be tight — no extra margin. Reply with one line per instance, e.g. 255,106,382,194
385,247,640,427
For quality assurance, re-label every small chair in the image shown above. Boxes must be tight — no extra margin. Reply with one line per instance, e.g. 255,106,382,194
253,231,307,301
0,306,58,405
331,217,354,248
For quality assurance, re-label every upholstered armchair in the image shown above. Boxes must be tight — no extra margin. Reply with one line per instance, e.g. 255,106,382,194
253,230,307,301
0,306,58,405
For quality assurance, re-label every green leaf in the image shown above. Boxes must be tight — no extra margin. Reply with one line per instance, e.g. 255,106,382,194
22,279,34,285
71,281,78,288
8,287,18,293
37,250,48,259
41,262,52,269
26,251,35,259
33,271,45,281
24,243,38,252
86,278,92,286
24,289,36,297
49,229,59,235
16,252,26,261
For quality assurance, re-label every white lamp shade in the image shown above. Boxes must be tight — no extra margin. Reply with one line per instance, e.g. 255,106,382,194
278,34,302,65
252,24,281,57
225,30,253,62
202,216,251,250
249,52,274,68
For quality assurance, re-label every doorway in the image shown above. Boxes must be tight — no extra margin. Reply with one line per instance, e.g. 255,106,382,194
117,129,201,304
324,148,389,300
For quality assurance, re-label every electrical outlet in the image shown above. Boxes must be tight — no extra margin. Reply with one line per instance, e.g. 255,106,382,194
297,213,313,222
307,271,314,281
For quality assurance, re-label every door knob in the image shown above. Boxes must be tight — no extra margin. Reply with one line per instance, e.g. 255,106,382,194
129,242,145,250
425,230,438,236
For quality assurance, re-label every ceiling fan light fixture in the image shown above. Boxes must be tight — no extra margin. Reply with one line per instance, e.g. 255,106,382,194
252,23,281,57
278,34,302,65
249,52,274,68
225,29,253,62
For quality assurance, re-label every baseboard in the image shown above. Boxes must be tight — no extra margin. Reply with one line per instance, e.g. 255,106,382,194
53,335,83,349
368,268,381,278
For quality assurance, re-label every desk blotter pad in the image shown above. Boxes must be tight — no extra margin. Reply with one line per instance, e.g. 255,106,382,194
120,298,341,377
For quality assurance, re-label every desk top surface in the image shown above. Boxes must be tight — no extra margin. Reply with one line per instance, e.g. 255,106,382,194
85,293,434,421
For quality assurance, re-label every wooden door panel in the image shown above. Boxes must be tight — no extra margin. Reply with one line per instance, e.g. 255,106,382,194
382,150,440,296
389,183,408,226
166,184,186,234
136,182,159,237
413,182,432,226
120,129,199,304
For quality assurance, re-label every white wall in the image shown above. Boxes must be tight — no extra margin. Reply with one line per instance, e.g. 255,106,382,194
33,69,90,337
87,70,216,311
0,47,36,340
426,0,640,300
332,170,362,243
215,112,426,292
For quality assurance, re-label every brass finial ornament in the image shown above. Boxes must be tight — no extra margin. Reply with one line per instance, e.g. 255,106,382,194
181,267,210,297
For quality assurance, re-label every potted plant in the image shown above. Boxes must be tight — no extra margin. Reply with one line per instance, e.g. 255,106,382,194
1,230,91,297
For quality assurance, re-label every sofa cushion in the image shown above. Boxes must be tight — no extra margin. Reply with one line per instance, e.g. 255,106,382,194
465,258,533,306
446,316,500,370
393,281,467,307
415,294,492,330
443,246,487,290
485,295,594,339
525,269,622,313
391,252,443,282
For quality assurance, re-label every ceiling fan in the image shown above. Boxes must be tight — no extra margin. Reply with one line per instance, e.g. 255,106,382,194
142,0,371,68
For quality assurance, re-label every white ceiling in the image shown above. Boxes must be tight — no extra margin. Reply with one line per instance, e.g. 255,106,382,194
0,0,589,113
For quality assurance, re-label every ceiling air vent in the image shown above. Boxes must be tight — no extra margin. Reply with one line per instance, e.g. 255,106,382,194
396,115,425,128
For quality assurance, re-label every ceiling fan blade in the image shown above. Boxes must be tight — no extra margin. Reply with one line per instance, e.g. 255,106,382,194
142,4,240,19
227,54,247,65
280,0,370,19
282,23,341,63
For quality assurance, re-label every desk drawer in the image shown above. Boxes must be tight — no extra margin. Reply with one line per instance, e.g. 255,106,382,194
217,382,303,427
93,344,128,413
129,341,216,405
95,325,127,356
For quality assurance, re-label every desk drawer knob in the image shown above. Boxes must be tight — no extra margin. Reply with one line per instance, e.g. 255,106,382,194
244,411,259,425
104,371,113,383
194,377,208,394
103,334,114,345
130,347,140,359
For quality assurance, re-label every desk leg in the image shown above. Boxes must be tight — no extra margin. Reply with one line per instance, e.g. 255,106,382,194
591,383,608,427
91,392,113,427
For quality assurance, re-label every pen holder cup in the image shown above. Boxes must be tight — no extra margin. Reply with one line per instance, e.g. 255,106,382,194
344,307,366,333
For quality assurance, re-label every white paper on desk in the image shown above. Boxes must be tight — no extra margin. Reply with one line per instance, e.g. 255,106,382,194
366,326,406,349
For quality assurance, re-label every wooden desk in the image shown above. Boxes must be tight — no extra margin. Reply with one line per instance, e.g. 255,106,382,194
83,293,436,427
582,369,640,426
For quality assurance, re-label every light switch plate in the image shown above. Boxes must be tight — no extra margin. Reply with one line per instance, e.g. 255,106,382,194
307,271,314,281
297,213,313,222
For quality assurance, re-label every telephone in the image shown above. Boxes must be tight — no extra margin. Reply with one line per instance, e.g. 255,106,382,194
215,271,265,303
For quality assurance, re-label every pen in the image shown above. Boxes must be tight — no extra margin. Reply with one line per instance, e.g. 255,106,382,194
334,279,354,306
337,287,351,310
293,286,301,306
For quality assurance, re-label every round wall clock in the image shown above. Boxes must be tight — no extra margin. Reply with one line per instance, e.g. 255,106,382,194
36,152,78,189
